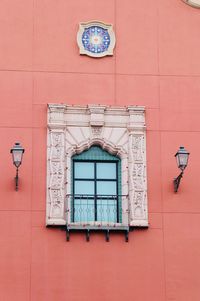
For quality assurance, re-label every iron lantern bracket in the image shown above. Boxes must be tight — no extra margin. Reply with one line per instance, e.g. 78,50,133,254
15,168,19,191
174,171,184,193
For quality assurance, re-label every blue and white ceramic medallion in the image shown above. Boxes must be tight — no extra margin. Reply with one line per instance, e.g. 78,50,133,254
82,26,110,54
77,21,116,58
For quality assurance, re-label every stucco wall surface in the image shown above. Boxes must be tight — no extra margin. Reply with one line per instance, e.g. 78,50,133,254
0,0,200,300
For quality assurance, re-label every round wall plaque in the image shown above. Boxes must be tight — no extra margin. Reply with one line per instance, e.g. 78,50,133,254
77,21,116,58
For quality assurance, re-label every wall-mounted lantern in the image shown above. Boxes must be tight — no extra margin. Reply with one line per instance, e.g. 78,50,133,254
10,142,25,191
174,146,190,192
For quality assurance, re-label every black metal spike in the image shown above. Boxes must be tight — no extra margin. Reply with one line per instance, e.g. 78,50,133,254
125,230,129,242
86,230,90,242
66,229,70,241
106,230,110,242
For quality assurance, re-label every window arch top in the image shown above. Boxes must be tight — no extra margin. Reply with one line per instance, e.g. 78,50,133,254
72,145,120,161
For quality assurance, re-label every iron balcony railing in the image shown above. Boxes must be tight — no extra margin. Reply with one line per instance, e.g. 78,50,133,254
65,194,129,228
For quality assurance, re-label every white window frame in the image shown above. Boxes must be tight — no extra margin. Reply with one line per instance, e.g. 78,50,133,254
46,104,148,228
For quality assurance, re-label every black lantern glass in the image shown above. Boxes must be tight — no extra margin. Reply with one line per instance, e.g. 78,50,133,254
175,146,190,171
10,142,25,168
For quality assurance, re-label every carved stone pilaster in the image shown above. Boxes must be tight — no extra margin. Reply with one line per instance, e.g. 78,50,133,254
47,130,66,225
128,132,148,227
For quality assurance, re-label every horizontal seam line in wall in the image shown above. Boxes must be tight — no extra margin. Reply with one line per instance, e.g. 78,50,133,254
33,104,160,109
0,126,46,129
149,227,162,229
147,130,200,133
0,209,45,212
0,69,200,77
1,127,200,133
0,210,200,214
149,212,200,214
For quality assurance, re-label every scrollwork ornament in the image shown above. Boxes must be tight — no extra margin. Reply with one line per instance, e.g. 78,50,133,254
51,162,63,175
132,135,143,161
52,133,62,146
133,163,143,177
51,174,63,189
49,189,63,218
91,126,102,137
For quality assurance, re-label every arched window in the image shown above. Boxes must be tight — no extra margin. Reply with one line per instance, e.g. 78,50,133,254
71,146,121,224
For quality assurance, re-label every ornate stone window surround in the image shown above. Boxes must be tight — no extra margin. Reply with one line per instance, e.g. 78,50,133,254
47,104,148,228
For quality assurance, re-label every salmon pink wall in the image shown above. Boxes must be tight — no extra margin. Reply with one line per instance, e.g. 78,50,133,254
0,0,200,300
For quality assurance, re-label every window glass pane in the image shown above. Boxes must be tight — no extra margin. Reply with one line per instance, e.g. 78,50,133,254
74,181,94,195
74,198,94,222
74,162,94,179
97,181,117,195
97,198,117,223
96,163,116,179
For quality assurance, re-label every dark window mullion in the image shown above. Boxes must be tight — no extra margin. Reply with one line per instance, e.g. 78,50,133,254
94,162,97,221
74,196,95,199
116,162,119,223
74,178,95,181
96,179,117,182
96,196,117,198
72,160,75,222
